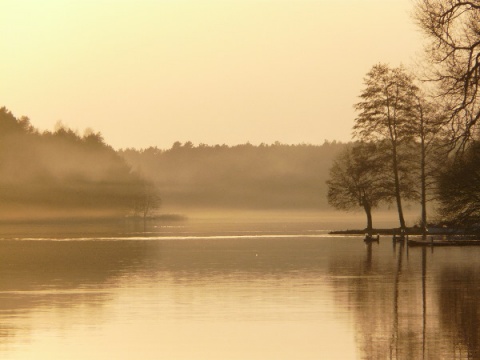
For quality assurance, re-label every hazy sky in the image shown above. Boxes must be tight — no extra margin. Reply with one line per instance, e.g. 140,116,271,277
1,0,422,149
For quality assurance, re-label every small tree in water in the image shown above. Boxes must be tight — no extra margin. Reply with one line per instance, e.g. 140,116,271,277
133,181,161,221
327,142,394,234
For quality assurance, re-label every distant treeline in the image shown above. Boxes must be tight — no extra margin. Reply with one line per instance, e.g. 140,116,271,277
0,107,151,220
120,141,347,210
0,106,347,218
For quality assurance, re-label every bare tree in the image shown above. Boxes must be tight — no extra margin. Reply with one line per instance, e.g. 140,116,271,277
327,142,394,234
411,92,448,238
414,0,480,149
354,64,419,231
133,181,161,221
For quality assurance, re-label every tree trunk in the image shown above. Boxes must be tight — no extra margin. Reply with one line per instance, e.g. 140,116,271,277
421,135,427,240
363,200,373,235
392,143,406,230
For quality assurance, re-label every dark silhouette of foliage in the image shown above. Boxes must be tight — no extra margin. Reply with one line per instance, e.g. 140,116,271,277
414,0,480,149
354,64,420,230
132,181,161,220
437,141,480,228
0,107,148,220
327,142,394,232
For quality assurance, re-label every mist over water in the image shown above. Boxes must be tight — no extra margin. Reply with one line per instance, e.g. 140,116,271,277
0,102,464,359
0,216,477,359
0,100,465,359
120,142,346,211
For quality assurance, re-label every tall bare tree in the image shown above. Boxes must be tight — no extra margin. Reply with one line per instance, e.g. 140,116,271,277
354,64,419,231
411,92,448,238
414,0,480,149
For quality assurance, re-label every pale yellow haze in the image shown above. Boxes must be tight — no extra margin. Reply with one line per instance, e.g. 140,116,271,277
1,0,421,149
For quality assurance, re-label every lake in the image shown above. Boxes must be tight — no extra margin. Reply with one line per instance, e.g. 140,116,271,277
0,216,479,359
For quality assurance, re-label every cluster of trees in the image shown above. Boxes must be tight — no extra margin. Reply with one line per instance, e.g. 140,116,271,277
0,107,158,220
0,106,349,218
327,0,480,235
120,141,346,210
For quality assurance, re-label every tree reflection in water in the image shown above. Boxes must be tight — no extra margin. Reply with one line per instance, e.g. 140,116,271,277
1,230,480,359
438,266,480,359
326,240,480,359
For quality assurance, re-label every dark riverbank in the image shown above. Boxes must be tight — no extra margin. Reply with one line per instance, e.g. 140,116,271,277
329,227,468,236
330,228,421,235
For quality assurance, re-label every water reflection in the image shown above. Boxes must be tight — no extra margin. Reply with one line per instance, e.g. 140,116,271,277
1,222,480,359
0,240,151,351
438,266,480,358
329,239,480,359
0,233,356,359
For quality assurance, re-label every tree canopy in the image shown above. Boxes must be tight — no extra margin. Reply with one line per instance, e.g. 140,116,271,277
437,141,480,227
327,142,394,232
414,0,480,148
0,107,150,220
353,64,420,230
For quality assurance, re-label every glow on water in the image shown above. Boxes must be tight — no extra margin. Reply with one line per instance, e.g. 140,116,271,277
0,220,479,359
6,233,350,242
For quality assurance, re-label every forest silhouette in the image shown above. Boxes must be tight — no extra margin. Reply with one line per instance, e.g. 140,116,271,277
0,107,347,221
0,107,150,221
120,141,345,211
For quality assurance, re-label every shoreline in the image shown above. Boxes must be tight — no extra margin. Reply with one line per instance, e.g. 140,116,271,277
329,228,473,236
329,228,422,235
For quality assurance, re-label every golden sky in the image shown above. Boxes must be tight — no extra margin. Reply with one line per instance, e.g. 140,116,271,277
1,0,421,149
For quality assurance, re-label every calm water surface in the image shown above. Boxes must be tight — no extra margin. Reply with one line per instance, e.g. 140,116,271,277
0,218,479,359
